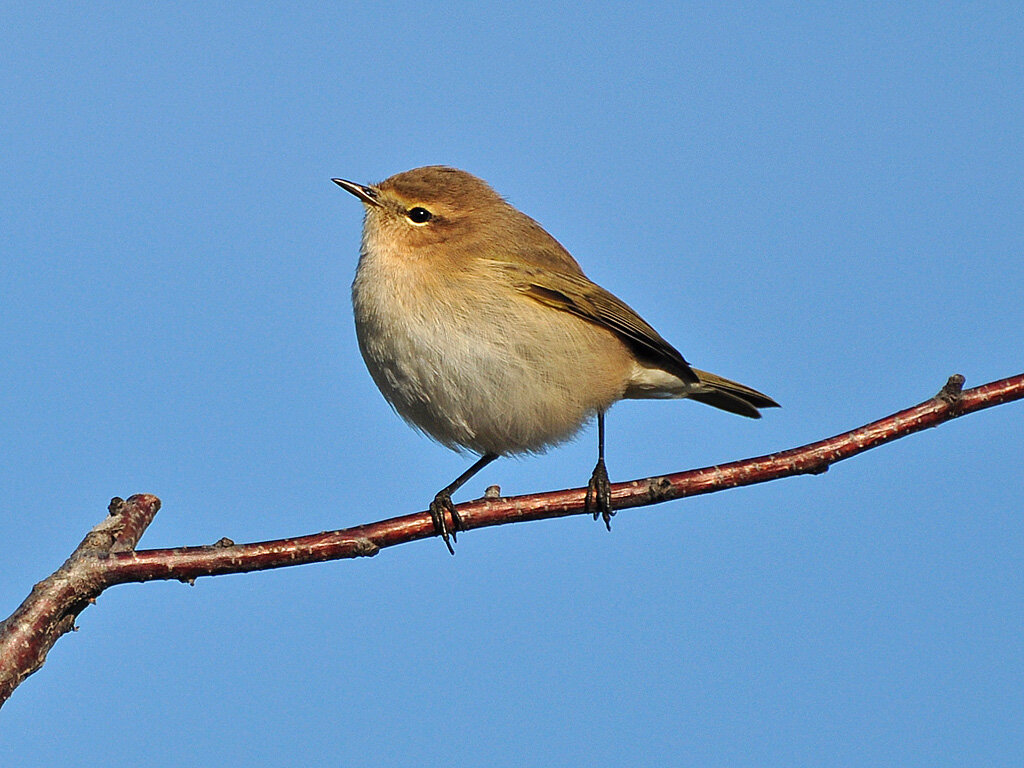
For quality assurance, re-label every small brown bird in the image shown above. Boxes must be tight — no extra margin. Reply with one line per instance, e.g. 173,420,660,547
334,166,777,553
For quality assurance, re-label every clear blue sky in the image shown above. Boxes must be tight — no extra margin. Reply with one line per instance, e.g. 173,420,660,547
2,3,1022,766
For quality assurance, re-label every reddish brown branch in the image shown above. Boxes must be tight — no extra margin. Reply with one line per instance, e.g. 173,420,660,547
1,372,1022,707
0,495,161,705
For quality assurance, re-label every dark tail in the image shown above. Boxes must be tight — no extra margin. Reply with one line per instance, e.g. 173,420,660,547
688,368,780,418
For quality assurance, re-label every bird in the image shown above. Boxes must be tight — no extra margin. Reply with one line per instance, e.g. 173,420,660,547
333,166,778,553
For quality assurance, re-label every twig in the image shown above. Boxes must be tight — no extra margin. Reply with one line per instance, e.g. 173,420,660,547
1,372,1021,707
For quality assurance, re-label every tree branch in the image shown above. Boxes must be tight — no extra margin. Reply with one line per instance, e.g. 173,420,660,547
1,372,1022,707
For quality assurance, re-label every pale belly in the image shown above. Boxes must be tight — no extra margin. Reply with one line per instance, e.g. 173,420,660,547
352,263,631,456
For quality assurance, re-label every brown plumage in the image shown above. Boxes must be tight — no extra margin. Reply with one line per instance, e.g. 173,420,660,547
334,166,778,552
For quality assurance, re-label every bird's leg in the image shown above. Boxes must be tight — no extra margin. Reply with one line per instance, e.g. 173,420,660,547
429,453,498,554
585,412,614,530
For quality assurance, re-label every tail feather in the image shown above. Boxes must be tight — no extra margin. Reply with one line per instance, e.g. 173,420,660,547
688,368,780,419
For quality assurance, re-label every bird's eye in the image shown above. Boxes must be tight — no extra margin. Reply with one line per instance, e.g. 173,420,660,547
407,207,433,224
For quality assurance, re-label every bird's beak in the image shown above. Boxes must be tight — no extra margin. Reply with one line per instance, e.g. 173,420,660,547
332,178,382,207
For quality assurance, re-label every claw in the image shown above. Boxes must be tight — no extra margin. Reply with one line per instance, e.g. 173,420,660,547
585,457,614,530
425,453,498,555
429,491,462,555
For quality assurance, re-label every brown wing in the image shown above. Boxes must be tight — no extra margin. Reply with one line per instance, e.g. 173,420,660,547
491,261,700,386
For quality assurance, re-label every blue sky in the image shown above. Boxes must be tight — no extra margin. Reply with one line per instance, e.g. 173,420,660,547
2,3,1022,766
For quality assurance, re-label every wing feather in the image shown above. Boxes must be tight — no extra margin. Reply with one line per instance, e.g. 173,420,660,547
490,261,700,386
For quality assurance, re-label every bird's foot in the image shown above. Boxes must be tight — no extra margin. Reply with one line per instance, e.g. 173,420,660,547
429,490,463,555
585,458,614,530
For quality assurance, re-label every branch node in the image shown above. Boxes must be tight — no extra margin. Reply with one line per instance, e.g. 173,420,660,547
352,538,380,557
213,537,235,548
936,374,966,406
645,476,674,503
